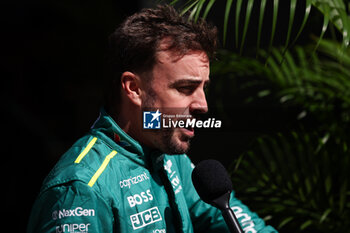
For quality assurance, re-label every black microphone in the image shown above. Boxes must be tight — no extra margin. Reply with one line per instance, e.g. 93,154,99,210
191,159,243,233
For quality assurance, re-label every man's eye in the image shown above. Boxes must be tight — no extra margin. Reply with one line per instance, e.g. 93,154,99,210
177,86,196,95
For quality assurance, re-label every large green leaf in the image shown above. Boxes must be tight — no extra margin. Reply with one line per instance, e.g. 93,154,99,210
171,0,350,53
311,0,350,47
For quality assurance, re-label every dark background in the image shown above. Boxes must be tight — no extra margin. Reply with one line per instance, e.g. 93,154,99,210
2,0,305,231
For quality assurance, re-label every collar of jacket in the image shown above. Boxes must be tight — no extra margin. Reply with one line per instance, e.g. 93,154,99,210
90,108,165,171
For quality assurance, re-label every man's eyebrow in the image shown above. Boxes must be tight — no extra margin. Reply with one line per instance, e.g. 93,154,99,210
169,78,210,88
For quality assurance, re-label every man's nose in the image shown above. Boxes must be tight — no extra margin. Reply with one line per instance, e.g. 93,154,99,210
189,90,208,115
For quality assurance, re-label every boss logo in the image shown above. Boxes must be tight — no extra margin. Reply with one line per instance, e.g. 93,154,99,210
127,189,153,208
130,207,162,230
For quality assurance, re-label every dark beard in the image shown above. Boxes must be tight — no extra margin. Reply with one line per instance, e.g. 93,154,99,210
160,128,192,154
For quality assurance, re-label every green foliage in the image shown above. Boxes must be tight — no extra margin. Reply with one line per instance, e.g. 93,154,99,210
231,131,350,232
209,40,350,232
171,0,350,51
212,40,350,128
264,41,350,128
311,0,350,47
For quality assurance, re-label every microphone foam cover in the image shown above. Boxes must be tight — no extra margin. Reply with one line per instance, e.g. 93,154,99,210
191,159,233,204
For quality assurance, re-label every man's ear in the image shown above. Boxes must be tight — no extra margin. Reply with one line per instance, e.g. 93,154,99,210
120,71,142,106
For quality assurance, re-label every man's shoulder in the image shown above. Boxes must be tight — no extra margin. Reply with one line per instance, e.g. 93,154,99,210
40,134,126,193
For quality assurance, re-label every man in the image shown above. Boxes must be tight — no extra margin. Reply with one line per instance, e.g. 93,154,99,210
28,5,277,233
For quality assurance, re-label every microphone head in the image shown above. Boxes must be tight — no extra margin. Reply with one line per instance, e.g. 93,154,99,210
191,159,233,204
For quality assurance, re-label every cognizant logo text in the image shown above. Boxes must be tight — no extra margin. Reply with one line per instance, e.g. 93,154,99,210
120,172,149,189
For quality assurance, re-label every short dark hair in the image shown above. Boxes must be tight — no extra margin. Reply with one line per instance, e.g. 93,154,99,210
105,4,217,105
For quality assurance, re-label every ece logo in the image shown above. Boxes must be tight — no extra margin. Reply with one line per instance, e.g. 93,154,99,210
143,110,161,129
130,207,162,229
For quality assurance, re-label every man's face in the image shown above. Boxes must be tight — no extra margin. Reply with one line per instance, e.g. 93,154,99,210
141,49,210,154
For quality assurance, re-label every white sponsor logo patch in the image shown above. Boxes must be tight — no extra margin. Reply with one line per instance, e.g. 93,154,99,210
127,189,154,207
120,172,149,189
153,229,166,233
164,160,182,194
52,207,95,220
164,160,173,174
231,206,257,233
130,207,162,230
55,223,90,233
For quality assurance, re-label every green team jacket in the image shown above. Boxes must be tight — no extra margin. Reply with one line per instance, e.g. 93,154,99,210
28,109,277,233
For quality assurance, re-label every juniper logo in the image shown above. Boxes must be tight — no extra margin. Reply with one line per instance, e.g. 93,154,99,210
143,109,222,129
